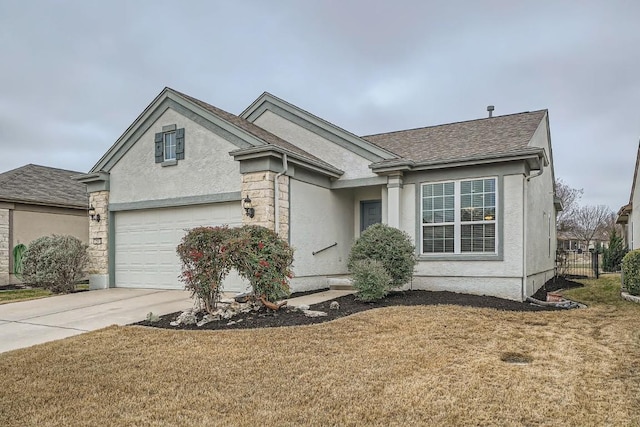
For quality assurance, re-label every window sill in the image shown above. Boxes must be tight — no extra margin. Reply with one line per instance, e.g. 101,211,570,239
161,159,178,167
417,253,503,262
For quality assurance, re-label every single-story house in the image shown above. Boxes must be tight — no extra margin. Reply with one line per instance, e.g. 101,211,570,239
0,164,89,285
617,141,640,249
76,88,559,301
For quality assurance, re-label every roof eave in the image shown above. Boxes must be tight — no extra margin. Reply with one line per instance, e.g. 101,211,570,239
230,146,344,179
370,150,545,174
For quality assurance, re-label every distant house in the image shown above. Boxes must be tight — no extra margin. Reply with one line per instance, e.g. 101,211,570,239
617,142,640,249
0,164,88,285
76,88,559,301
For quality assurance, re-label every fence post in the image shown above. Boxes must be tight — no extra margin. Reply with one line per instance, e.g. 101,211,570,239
592,251,599,279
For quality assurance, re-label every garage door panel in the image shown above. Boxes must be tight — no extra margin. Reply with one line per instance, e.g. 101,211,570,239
115,203,246,291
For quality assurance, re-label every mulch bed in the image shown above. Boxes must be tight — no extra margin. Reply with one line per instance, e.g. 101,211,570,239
135,277,585,331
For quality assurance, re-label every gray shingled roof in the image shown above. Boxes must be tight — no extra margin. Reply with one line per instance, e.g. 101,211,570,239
362,110,547,165
0,164,88,209
171,89,339,171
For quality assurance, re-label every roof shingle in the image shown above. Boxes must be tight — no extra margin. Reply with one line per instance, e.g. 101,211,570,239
0,164,88,209
362,110,547,165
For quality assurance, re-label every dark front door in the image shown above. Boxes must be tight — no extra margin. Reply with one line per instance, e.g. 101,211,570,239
360,200,382,233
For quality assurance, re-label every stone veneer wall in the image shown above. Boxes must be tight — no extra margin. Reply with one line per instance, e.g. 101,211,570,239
241,171,289,237
0,209,9,285
88,191,109,277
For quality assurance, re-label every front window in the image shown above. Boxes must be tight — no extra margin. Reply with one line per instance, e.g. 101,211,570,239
164,131,176,161
422,178,497,254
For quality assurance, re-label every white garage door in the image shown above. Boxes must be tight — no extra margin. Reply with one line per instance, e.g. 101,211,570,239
114,203,247,292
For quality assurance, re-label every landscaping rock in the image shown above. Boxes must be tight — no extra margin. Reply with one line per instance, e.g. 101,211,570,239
197,314,218,327
170,310,197,326
294,304,310,311
329,301,340,310
303,310,328,318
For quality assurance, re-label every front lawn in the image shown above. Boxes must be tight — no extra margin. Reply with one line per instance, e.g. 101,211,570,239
0,276,638,426
0,288,51,304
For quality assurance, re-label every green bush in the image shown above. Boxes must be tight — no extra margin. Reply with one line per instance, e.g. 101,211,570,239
348,223,416,288
603,229,627,272
350,259,392,301
176,226,234,314
228,225,294,303
622,249,640,296
21,235,89,294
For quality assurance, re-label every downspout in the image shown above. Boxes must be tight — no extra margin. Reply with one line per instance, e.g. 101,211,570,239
522,167,544,300
274,153,288,236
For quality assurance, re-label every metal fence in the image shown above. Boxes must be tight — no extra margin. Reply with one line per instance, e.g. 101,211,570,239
556,249,602,279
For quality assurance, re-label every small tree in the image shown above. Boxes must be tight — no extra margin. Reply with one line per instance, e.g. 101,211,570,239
228,225,294,303
21,235,89,293
176,226,234,314
555,179,583,232
571,205,612,250
603,229,627,272
348,223,416,289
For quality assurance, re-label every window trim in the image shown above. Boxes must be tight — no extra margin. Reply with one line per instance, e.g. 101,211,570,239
418,175,502,261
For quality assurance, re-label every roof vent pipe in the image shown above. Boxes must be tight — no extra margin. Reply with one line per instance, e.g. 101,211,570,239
487,105,495,118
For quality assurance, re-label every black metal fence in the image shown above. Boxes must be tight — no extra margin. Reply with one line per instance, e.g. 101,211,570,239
556,249,602,279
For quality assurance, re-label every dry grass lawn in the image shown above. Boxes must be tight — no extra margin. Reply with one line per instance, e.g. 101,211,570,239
1,275,639,426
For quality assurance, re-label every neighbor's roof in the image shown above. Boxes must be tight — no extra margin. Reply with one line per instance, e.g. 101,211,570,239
0,164,88,209
362,110,547,165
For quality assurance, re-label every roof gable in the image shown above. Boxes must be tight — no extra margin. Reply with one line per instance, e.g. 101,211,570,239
0,164,88,209
240,92,397,162
362,110,548,166
91,88,339,176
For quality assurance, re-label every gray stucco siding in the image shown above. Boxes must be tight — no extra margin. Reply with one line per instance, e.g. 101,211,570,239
253,110,377,180
109,108,241,204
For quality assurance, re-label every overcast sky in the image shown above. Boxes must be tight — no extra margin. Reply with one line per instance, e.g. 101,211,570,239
1,0,638,211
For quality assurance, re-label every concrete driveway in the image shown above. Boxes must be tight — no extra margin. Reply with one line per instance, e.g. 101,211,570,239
0,289,192,354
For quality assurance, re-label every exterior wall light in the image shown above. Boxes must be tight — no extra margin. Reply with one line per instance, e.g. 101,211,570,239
88,205,101,222
243,195,255,218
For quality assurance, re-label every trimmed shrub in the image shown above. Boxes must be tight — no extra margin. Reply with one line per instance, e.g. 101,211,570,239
622,249,640,296
348,223,416,288
21,235,89,293
177,226,234,314
228,225,294,302
350,259,392,302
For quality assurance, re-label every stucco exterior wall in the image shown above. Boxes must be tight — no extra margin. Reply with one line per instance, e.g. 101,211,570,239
631,176,640,249
252,110,377,180
524,117,557,293
109,108,241,204
0,209,8,285
13,209,88,247
404,173,525,300
289,179,353,289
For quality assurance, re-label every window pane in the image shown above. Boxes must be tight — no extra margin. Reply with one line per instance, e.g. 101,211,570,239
423,199,433,211
444,210,455,222
444,195,454,209
434,197,443,210
434,211,444,223
472,180,483,193
433,183,443,196
423,185,432,197
461,195,471,208
485,193,495,207
461,181,471,194
484,179,495,192
461,208,471,222
472,209,483,221
444,182,454,195
472,194,483,208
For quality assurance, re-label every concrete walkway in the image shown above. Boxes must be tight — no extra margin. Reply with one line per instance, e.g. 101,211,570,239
0,288,354,354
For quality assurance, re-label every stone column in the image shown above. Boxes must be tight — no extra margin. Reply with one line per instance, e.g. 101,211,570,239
241,171,289,237
88,191,109,289
0,209,9,285
387,174,403,228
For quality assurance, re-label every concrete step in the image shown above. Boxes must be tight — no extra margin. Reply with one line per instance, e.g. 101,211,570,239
328,277,354,290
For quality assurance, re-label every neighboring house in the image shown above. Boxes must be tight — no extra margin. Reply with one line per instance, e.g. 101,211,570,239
617,141,640,249
76,88,559,301
0,164,89,285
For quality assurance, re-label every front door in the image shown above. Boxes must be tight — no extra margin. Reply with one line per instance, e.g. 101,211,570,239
360,200,382,233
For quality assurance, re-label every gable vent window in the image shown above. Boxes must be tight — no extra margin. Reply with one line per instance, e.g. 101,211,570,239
155,125,185,165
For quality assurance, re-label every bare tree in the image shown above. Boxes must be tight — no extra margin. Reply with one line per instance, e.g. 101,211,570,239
555,179,583,232
571,205,613,250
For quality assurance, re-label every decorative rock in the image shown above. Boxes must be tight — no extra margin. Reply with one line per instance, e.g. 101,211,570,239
329,301,340,310
303,310,328,318
173,310,197,326
295,304,310,311
146,312,160,322
196,314,218,327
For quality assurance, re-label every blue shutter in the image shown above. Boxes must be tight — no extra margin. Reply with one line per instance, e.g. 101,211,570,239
154,133,163,163
176,128,185,160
